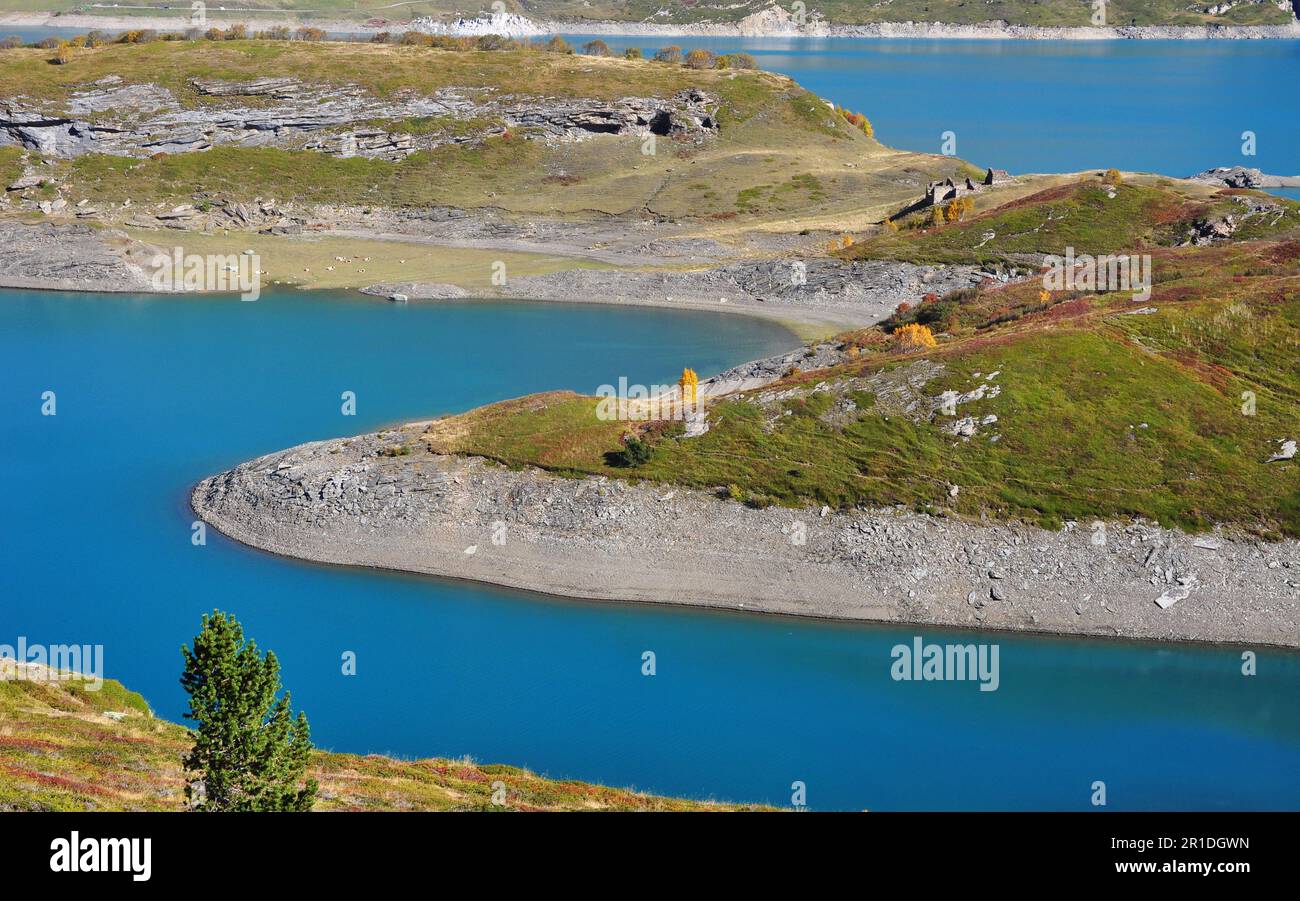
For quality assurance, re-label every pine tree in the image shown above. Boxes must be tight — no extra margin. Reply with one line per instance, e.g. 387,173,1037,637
180,611,317,811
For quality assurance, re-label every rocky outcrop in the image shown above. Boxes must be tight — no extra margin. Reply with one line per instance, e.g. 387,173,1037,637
0,79,719,161
192,422,1300,647
1188,166,1300,189
505,89,717,139
411,11,546,37
1181,192,1293,245
190,76,302,98
0,217,159,291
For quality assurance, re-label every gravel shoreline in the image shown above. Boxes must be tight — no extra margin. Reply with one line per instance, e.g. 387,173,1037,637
0,215,979,335
192,406,1300,650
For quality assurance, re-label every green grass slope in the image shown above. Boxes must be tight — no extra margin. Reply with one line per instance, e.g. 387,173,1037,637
0,663,770,811
846,179,1300,267
421,188,1300,536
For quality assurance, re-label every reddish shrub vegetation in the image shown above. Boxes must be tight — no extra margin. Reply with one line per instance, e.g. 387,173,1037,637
1262,240,1300,264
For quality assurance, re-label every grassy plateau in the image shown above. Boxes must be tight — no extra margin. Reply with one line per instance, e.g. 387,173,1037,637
0,40,958,225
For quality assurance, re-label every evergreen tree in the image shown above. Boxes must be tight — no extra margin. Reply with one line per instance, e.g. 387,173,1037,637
180,611,317,811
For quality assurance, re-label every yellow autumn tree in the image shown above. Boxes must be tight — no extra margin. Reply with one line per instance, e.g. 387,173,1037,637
942,196,975,223
894,323,937,352
679,367,699,403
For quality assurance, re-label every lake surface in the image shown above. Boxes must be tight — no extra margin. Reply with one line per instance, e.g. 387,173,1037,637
3,288,1298,810
557,34,1300,183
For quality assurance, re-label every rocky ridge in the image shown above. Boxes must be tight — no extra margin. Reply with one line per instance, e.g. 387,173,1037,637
0,76,719,160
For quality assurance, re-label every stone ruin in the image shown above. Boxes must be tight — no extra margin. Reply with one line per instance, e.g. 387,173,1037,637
921,167,1009,207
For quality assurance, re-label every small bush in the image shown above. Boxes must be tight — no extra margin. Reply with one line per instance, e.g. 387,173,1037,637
623,46,643,60
653,45,682,64
475,34,517,51
545,35,573,54
607,436,654,468
893,323,937,352
684,48,715,70
835,106,874,137
114,28,158,43
583,39,611,57
1102,168,1123,186
717,52,756,69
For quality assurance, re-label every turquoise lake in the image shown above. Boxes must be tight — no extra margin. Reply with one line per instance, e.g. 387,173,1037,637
556,35,1300,182
2,288,1298,810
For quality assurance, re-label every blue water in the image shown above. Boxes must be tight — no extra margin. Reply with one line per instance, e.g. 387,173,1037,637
2,287,1298,810
558,34,1300,182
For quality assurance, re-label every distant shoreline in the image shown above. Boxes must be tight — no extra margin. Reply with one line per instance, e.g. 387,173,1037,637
3,11,1299,41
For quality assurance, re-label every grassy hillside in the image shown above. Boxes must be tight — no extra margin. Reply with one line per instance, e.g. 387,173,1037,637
0,40,957,224
0,663,768,811
847,179,1300,267
1,0,1292,28
420,187,1300,537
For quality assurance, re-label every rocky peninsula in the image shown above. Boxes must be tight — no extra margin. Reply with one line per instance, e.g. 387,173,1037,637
191,384,1300,649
